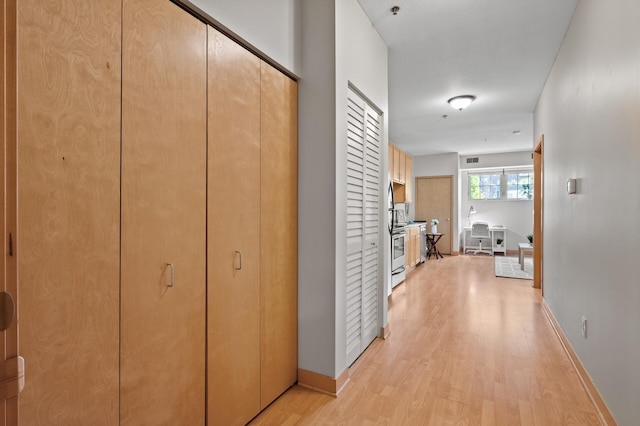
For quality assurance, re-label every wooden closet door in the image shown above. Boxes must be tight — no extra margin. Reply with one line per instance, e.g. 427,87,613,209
260,63,298,408
208,27,261,426
121,0,206,423
16,0,121,423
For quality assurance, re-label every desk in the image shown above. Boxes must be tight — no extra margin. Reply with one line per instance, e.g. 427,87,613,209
463,226,507,255
518,243,533,271
425,233,444,259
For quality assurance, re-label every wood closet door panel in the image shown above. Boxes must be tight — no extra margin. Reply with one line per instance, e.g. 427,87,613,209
207,28,261,426
260,62,298,409
16,0,121,423
121,0,206,423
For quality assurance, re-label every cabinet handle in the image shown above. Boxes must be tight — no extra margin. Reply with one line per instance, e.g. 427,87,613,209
166,263,174,288
234,251,242,271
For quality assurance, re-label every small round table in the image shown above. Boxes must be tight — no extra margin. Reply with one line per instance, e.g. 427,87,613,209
426,233,444,259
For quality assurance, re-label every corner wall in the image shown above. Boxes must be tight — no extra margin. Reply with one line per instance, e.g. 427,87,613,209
185,0,301,74
534,0,640,423
410,153,460,252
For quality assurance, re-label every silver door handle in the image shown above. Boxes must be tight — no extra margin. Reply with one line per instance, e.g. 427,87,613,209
166,263,174,287
234,251,242,270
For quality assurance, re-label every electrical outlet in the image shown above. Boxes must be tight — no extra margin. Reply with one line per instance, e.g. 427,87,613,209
581,316,587,338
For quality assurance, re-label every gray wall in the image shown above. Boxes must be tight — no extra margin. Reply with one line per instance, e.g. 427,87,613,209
186,0,302,74
190,0,389,380
534,0,640,423
410,153,460,252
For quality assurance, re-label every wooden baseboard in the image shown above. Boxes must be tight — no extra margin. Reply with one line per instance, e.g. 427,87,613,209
380,323,390,339
297,367,349,397
541,300,617,425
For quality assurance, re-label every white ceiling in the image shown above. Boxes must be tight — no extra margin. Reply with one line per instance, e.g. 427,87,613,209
356,0,578,156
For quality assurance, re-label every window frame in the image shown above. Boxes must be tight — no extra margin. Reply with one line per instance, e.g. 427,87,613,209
467,168,533,201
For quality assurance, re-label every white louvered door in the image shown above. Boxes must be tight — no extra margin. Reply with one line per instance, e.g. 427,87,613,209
346,88,381,366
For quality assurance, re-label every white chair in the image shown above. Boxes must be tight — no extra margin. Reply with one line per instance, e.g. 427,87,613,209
470,222,492,255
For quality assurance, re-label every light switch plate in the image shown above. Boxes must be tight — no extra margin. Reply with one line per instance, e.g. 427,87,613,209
567,178,576,194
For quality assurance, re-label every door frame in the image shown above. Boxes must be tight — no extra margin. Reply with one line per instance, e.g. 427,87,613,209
1,0,20,422
415,175,453,255
533,136,544,291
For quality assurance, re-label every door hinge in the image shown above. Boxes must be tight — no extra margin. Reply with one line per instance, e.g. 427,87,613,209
9,232,13,257
0,356,25,401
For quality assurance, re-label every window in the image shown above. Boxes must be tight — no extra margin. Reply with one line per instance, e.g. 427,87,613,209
469,173,501,200
468,170,533,200
507,172,534,199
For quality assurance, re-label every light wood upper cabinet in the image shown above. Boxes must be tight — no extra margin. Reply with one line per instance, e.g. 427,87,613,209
405,155,413,203
120,0,207,423
389,143,413,202
399,150,406,184
392,144,401,182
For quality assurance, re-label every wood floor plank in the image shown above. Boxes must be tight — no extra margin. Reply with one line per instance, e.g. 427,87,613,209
250,256,601,425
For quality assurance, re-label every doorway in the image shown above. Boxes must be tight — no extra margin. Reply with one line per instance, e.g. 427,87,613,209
533,136,544,291
415,176,453,255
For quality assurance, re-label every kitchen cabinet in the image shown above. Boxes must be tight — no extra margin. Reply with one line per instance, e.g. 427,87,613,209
389,143,413,202
406,230,412,270
414,228,421,265
399,150,406,183
120,0,207,423
405,226,422,272
405,155,413,203
392,144,400,182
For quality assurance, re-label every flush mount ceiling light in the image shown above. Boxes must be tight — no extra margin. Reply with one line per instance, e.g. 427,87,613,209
447,95,476,111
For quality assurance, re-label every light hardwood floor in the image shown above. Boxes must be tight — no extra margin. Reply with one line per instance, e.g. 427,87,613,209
251,255,601,425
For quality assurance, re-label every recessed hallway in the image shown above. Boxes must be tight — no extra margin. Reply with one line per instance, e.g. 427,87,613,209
251,256,601,425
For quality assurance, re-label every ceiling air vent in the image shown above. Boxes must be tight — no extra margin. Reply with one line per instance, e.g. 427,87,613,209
466,157,479,164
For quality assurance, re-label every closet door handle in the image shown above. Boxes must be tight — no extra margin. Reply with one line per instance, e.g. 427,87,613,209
166,263,175,288
234,251,242,271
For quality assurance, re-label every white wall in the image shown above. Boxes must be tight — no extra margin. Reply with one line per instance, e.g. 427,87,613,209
534,0,640,423
459,171,533,252
459,151,534,252
296,0,337,378
188,0,390,385
460,151,532,170
411,153,460,252
297,0,389,379
334,0,389,377
185,0,302,74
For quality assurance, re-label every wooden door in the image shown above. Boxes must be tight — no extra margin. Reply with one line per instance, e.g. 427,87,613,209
208,27,262,426
16,0,121,423
416,176,453,255
260,63,298,408
121,0,206,423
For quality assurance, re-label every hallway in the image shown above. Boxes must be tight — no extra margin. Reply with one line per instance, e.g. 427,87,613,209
251,256,601,425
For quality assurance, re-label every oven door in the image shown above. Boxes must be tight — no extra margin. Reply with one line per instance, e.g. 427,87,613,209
391,230,406,274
